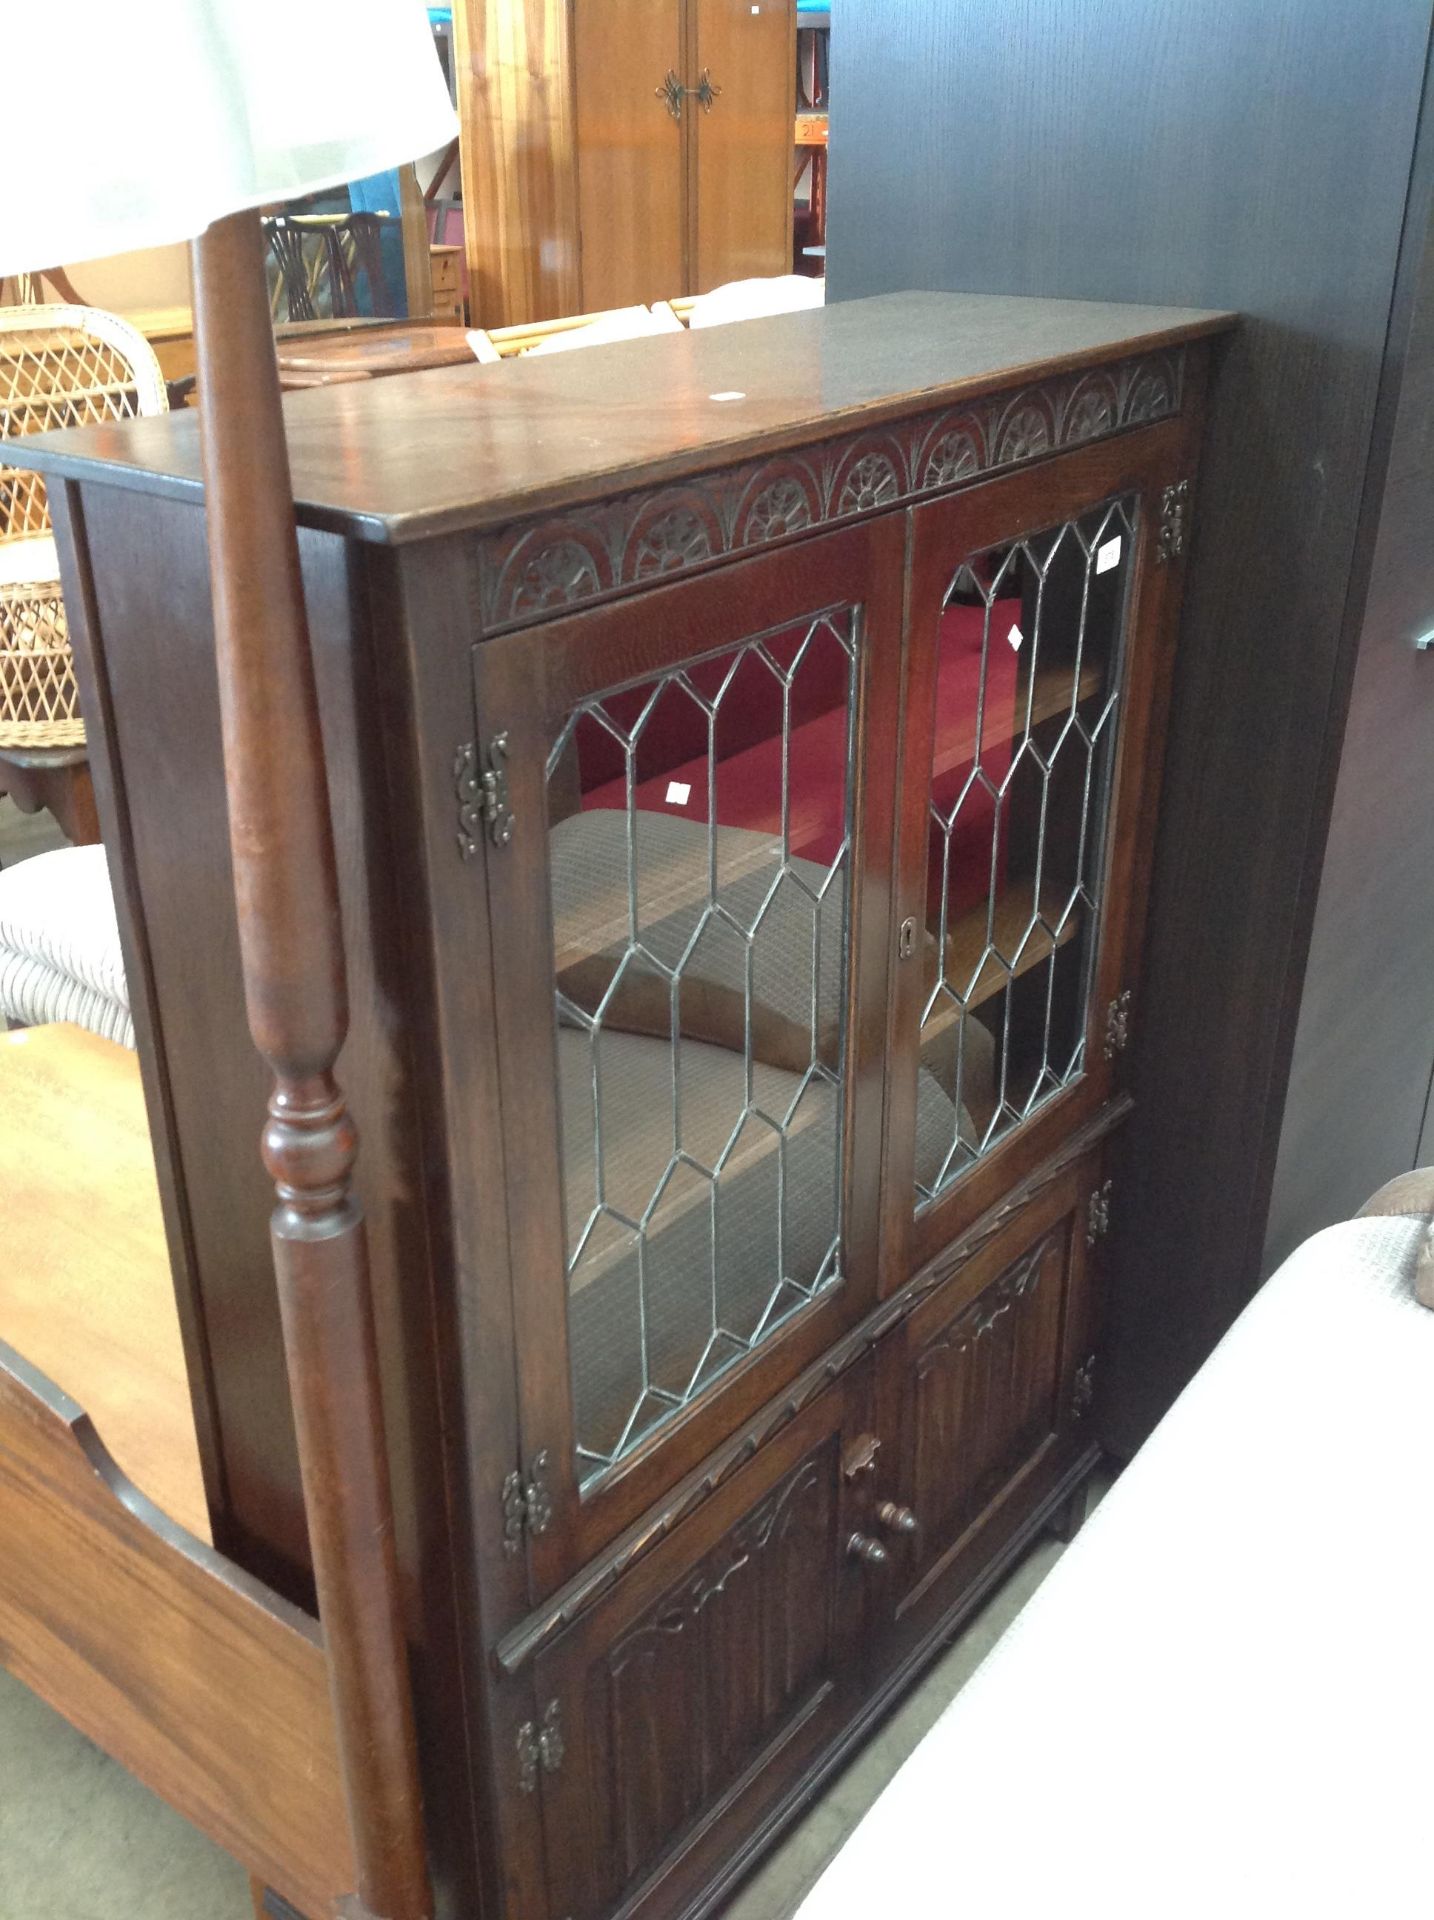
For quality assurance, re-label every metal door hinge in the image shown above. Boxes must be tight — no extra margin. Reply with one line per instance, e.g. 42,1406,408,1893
456,732,514,858
1071,1354,1096,1422
1086,1178,1113,1247
1156,479,1190,563
1102,988,1132,1061
501,1450,552,1555
516,1698,564,1793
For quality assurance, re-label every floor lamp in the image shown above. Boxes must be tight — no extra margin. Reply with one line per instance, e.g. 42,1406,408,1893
1,10,457,1918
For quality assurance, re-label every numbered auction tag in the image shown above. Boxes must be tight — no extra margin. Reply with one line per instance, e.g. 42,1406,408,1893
1096,535,1123,575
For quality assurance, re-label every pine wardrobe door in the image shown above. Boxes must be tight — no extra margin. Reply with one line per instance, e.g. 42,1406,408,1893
883,415,1200,1280
471,517,905,1595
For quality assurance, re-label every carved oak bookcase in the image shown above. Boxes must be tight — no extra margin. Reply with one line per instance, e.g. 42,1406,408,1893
37,292,1227,1920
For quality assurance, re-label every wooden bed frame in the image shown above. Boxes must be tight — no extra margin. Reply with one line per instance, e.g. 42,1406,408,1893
0,1022,355,1916
3,211,434,1920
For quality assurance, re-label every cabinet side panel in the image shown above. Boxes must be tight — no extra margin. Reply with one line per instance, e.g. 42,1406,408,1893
456,0,582,326
72,492,436,1607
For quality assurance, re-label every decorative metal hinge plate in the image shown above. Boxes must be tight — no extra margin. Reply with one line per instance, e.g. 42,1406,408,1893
1103,988,1132,1061
1071,1354,1096,1422
516,1698,564,1793
1086,1179,1113,1247
456,731,514,857
1156,479,1190,563
501,1449,552,1555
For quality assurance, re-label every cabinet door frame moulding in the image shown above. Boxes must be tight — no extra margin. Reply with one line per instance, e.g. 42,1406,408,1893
885,410,1204,1279
464,517,908,1599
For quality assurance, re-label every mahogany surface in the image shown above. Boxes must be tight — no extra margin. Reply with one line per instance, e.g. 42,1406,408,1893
191,210,431,1920
0,1341,355,1919
24,291,1231,540
0,748,101,848
25,296,1226,1920
277,324,476,379
0,1021,354,1917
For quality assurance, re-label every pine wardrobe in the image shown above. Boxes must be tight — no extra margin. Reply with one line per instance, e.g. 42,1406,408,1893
31,291,1230,1920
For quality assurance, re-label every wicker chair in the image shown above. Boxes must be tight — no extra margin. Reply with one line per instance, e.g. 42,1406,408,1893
0,305,168,751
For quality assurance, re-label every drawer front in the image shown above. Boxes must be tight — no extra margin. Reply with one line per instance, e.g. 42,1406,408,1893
869,1148,1102,1672
529,1369,872,1920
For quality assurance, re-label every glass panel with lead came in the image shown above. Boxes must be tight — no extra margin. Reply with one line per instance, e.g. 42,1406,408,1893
546,608,859,1486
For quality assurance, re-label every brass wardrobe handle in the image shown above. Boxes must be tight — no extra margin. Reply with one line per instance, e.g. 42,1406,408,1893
657,67,722,121
657,70,684,121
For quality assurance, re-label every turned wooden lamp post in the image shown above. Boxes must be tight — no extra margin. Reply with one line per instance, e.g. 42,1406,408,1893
1,9,457,1918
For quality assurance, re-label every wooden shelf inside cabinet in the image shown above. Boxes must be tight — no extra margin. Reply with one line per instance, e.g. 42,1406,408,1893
930,660,1104,786
925,878,1084,1020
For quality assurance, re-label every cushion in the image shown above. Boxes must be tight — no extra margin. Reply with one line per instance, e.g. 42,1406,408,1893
686,275,826,329
0,843,132,1048
0,534,60,593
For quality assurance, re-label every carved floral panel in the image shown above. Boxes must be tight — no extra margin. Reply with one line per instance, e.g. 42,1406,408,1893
475,347,1184,633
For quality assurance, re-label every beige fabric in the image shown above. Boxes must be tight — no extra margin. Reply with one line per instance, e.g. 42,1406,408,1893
1357,1170,1434,1307
0,536,58,591
686,276,826,329
523,304,684,355
1356,1167,1434,1221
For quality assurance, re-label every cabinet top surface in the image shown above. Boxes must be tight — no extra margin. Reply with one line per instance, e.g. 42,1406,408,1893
24,291,1231,545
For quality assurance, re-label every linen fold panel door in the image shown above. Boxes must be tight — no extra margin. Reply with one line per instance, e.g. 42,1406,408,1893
546,610,858,1485
915,497,1135,1206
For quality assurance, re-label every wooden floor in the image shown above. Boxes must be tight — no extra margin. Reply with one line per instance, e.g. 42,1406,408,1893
0,1021,209,1541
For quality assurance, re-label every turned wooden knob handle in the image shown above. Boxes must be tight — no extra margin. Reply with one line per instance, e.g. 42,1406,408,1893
846,1531,889,1566
876,1501,919,1535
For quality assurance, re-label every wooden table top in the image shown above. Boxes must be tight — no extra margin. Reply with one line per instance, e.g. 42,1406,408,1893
24,291,1235,546
0,1023,209,1541
276,323,475,377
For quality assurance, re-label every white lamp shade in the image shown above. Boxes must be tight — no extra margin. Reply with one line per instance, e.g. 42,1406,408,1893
0,0,457,276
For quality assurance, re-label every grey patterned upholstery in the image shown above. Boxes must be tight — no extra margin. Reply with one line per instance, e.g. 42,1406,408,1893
0,844,132,1047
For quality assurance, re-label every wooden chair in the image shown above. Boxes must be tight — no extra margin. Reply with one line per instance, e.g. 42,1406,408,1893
0,306,167,842
264,213,397,324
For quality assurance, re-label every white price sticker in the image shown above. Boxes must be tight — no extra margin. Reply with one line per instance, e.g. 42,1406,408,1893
1007,623,1024,651
1096,536,1123,575
665,781,692,806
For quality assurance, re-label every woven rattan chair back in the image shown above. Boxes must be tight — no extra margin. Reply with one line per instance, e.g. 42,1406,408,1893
0,304,167,748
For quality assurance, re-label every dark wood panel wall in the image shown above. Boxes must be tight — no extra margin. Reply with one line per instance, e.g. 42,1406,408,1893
828,0,1434,1447
1265,110,1434,1267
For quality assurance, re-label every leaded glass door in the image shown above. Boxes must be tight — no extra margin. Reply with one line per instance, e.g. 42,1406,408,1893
476,520,905,1591
887,430,1189,1275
